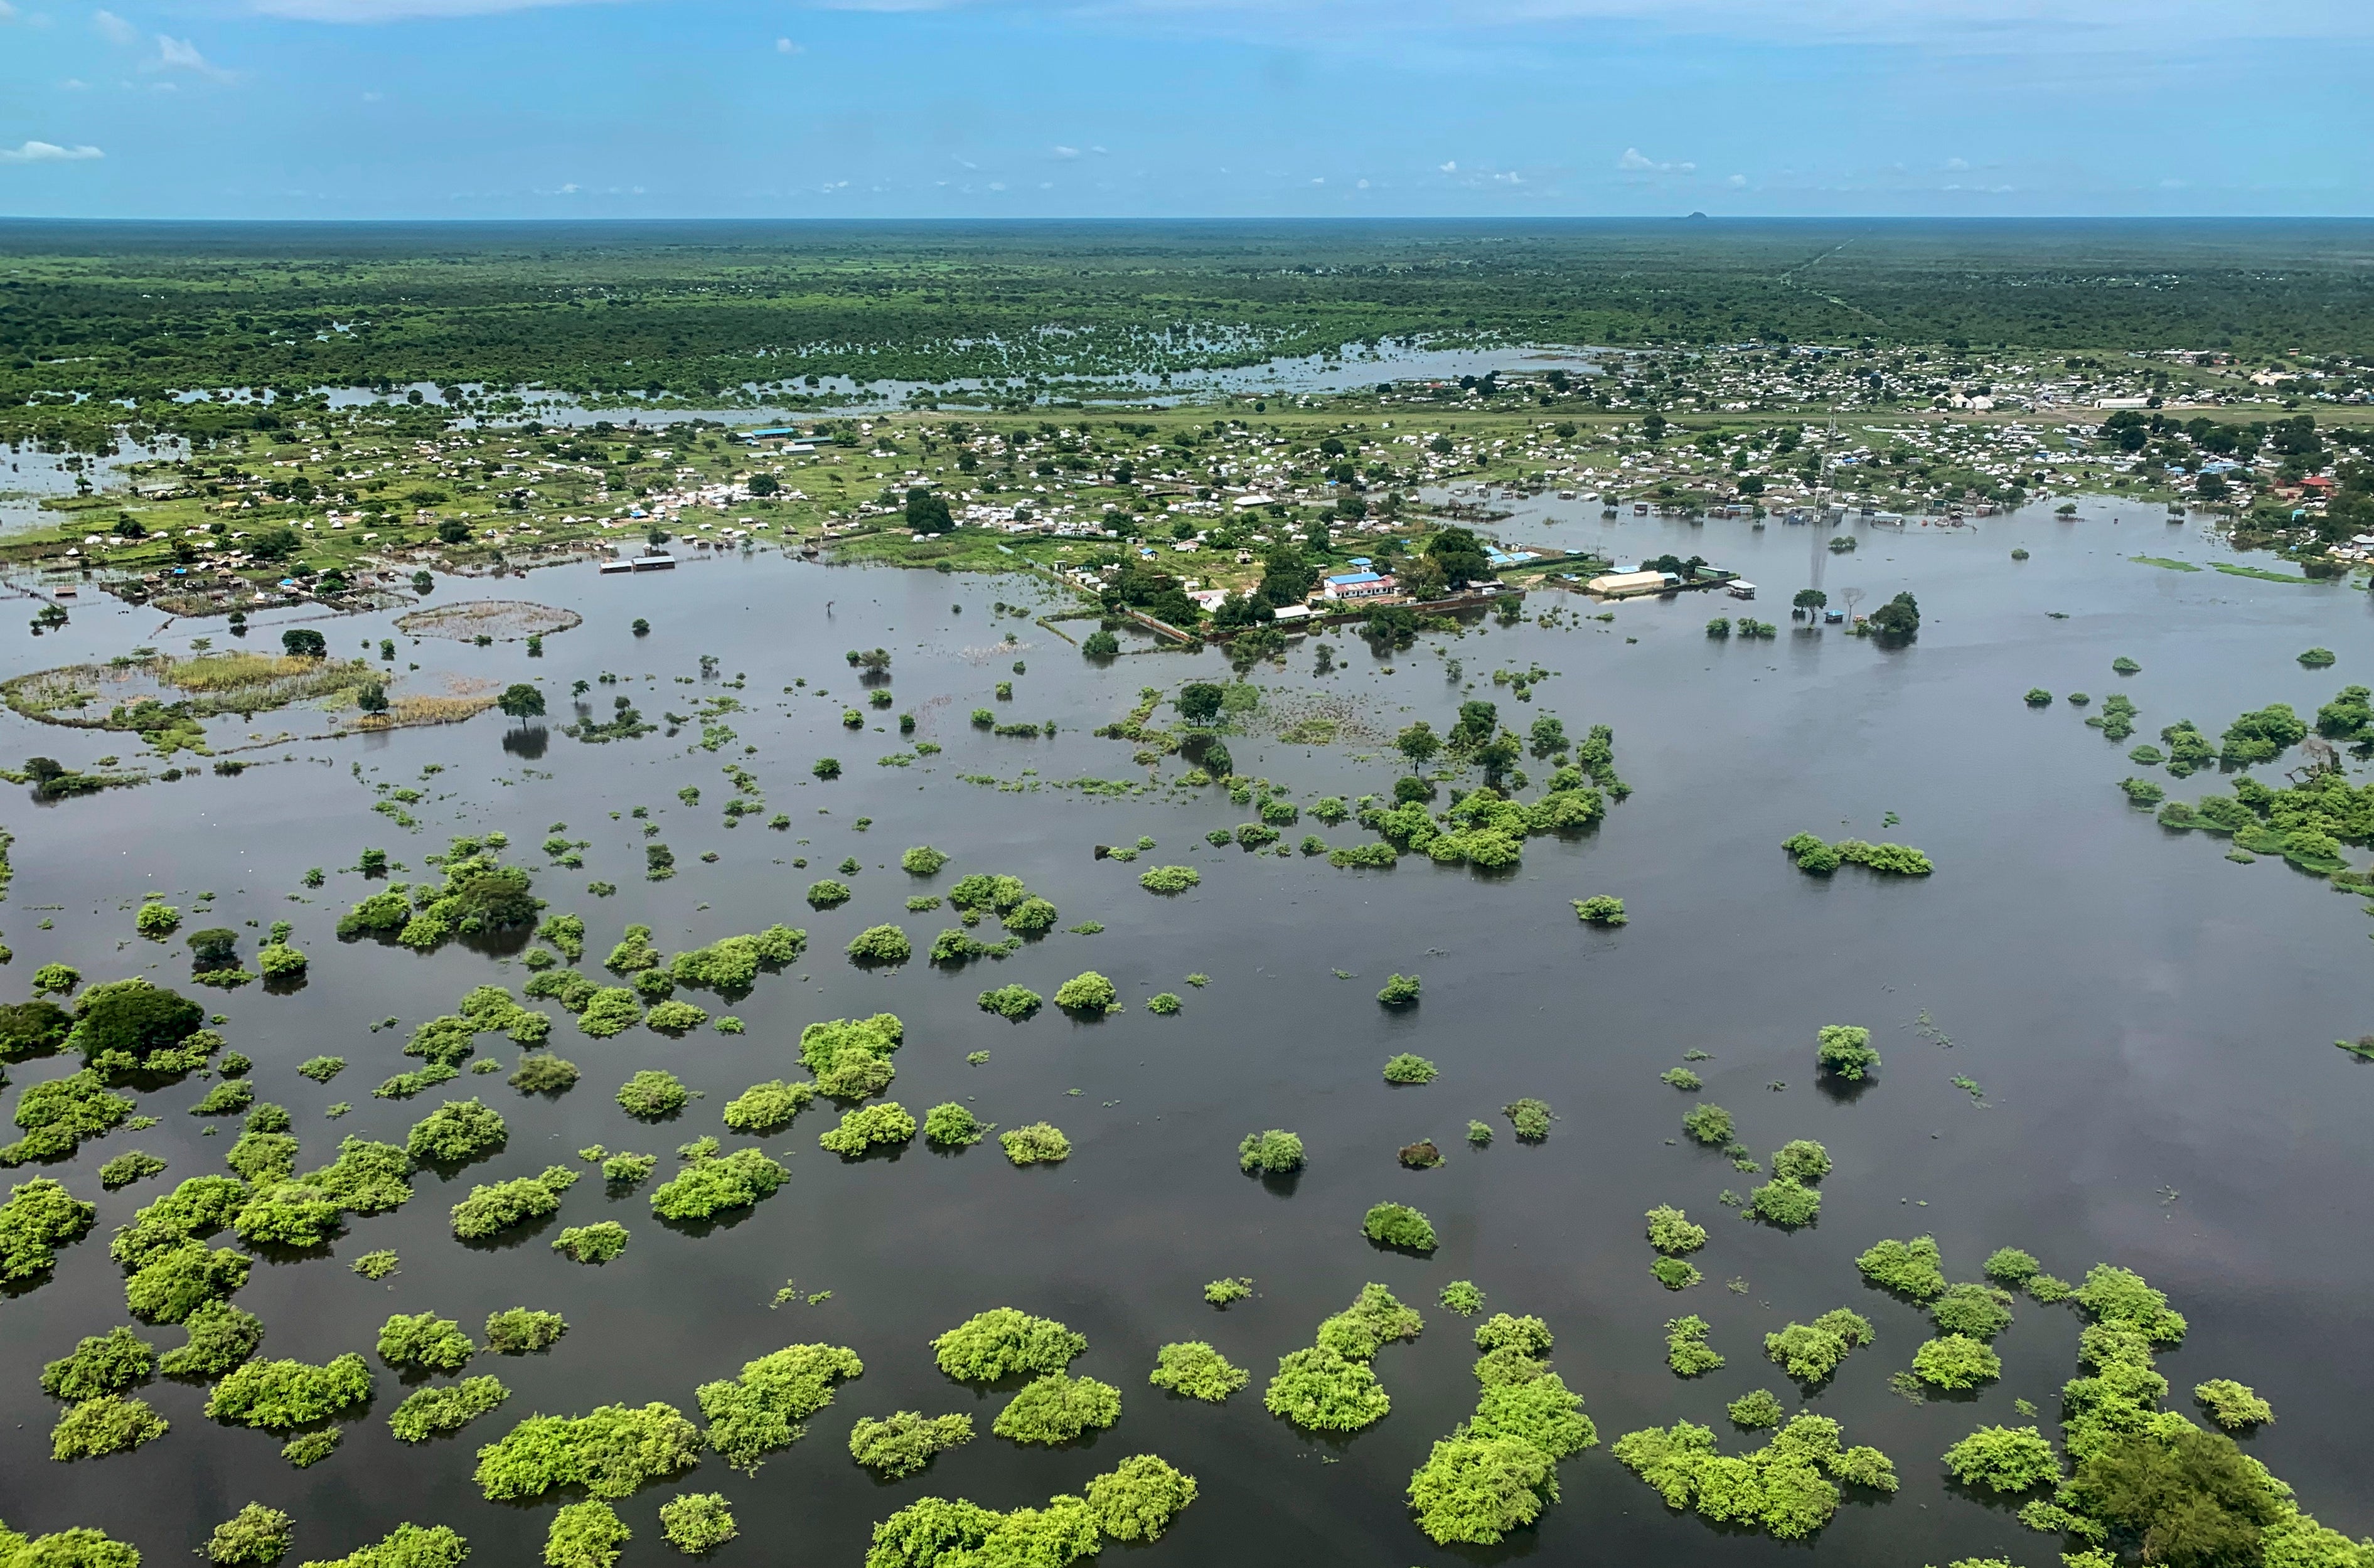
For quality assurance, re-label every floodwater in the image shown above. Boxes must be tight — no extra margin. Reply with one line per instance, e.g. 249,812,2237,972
0,500,2370,1567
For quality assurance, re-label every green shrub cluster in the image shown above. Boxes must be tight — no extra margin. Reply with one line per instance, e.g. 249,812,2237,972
404,1098,507,1165
5,1069,136,1164
1363,1202,1436,1251
201,1503,293,1566
388,1376,510,1443
999,1123,1070,1165
1265,1284,1423,1433
1646,1205,1707,1254
865,1454,1196,1566
486,1308,567,1354
553,1222,629,1264
1941,1424,2060,1493
474,1402,703,1500
722,1079,814,1132
850,1411,975,1478
1148,1342,1248,1402
377,1311,475,1373
0,1176,96,1283
992,1372,1122,1444
299,1523,471,1568
923,1102,989,1147
50,1393,171,1460
449,1165,579,1240
1612,1414,1896,1537
651,1148,789,1220
336,838,539,952
697,1342,864,1472
1238,1128,1304,1175
932,1309,1086,1382
205,1352,374,1430
1406,1311,1598,1545
820,1102,917,1158
1782,832,1933,877
1666,1315,1724,1376
799,1013,903,1099
1382,1053,1436,1084
658,1494,737,1554
1763,1309,1874,1384
1856,1235,1948,1301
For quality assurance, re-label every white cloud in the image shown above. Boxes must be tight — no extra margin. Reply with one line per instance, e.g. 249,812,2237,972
774,35,799,51
0,139,105,162
1617,146,1694,173
1355,176,1369,188
986,179,1005,191
1051,144,1079,158
1726,172,1746,186
0,2,20,21
92,8,137,42
61,77,89,88
1945,156,1969,169
153,34,233,78
1438,159,1456,172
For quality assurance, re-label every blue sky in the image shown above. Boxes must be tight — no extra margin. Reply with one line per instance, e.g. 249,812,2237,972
0,0,2366,218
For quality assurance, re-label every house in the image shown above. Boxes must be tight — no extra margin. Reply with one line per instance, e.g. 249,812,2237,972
1321,571,1398,602
1585,570,1676,597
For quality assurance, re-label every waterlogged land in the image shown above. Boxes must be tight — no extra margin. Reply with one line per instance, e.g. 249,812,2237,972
1,494,2373,1567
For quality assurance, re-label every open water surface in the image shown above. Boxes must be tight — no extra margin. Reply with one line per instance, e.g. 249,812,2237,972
0,500,2370,1566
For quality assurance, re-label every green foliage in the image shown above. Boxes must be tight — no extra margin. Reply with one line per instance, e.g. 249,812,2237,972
2075,1264,2189,1344
999,1123,1071,1165
1504,1097,1554,1139
1681,1103,1734,1146
1729,1390,1787,1429
1,1176,97,1283
1857,1235,1949,1301
475,1402,705,1500
1148,1342,1248,1402
1265,1346,1390,1432
922,1102,989,1147
1085,1454,1199,1544
404,1097,506,1165
901,845,950,876
1572,895,1627,925
1660,1067,1703,1091
1316,1284,1425,1360
1911,1334,2002,1390
1771,1139,1831,1183
616,1069,690,1117
976,984,1041,1020
1666,1315,1724,1376
1138,864,1199,892
1052,971,1117,1012
2065,1423,2283,1568
388,1376,510,1443
544,1501,629,1568
1203,1276,1254,1306
158,1301,263,1377
1815,1023,1881,1080
2194,1379,2273,1430
448,1165,577,1239
1613,1414,1896,1538
6,1070,135,1164
993,1372,1122,1444
203,1503,295,1566
697,1342,864,1472
658,1494,737,1554
850,1412,975,1478
0,999,73,1062
206,1352,374,1430
1362,1202,1436,1252
1435,1280,1483,1316
717,1080,813,1134
847,924,912,964
1237,1128,1304,1174
1932,1283,2016,1339
1376,973,1422,1007
510,1055,579,1094
1647,1205,1708,1254
51,1393,171,1460
820,1102,917,1157
1942,1424,2061,1492
485,1309,567,1354
644,1001,708,1033
1144,991,1182,1015
1764,1309,1875,1383
1747,1179,1821,1227
932,1309,1087,1382
297,1523,469,1568
42,1326,156,1400
799,1014,904,1099
553,1222,629,1264
650,1148,789,1220
112,1173,245,1269
1652,1256,1702,1289
377,1311,475,1373
1984,1246,2041,1285
126,1241,251,1323
1382,1053,1437,1084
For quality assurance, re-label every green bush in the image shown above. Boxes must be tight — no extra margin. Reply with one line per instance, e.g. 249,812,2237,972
1857,1235,1947,1301
1363,1202,1436,1252
616,1070,690,1118
202,1503,294,1566
388,1376,510,1443
205,1352,375,1430
377,1311,475,1373
485,1309,568,1354
977,984,1041,1020
1932,1283,2016,1339
818,1102,917,1158
1139,864,1200,892
1148,1342,1248,1402
1504,1097,1554,1139
1666,1315,1724,1376
695,1341,864,1471
1085,1454,1200,1543
40,1326,154,1400
449,1166,578,1240
1747,1180,1821,1227
1771,1139,1831,1183
50,1393,169,1460
552,1222,629,1264
1815,1024,1879,1080
302,1525,468,1568
1728,1389,1786,1429
993,1372,1122,1444
1053,971,1117,1012
404,1098,507,1165
1382,1053,1437,1084
1911,1333,2001,1390
545,1500,630,1568
650,1149,789,1220
1646,1205,1708,1254
1265,1346,1389,1432
923,1102,990,1147
1377,973,1421,1006
1763,1309,1874,1383
721,1079,813,1133
848,1411,974,1478
999,1123,1071,1165
658,1494,737,1554
474,1402,703,1500
799,1013,904,1099
2194,1379,2273,1430
1941,1424,2061,1492
1572,895,1627,925
931,1309,1086,1381
901,845,950,875
1611,1413,1896,1538
846,924,912,964
1681,1104,1734,1146
1238,1129,1304,1175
